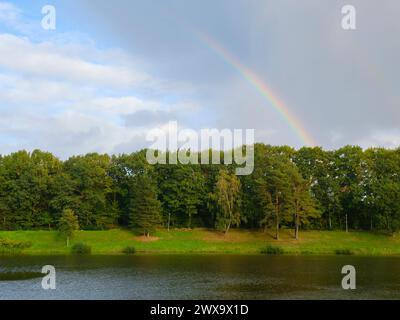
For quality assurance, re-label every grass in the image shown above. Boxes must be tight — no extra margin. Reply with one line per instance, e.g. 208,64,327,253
0,228,399,256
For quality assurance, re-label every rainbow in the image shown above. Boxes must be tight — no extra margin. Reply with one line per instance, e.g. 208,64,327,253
196,31,317,147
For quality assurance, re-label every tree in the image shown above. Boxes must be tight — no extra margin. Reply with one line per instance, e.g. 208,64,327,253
266,155,291,240
108,151,150,226
58,209,79,247
129,173,162,237
240,143,273,230
213,169,241,234
294,147,335,229
372,180,400,234
157,162,205,229
63,153,115,229
0,144,399,235
364,148,400,231
0,150,63,229
286,166,320,240
255,178,275,233
333,146,366,231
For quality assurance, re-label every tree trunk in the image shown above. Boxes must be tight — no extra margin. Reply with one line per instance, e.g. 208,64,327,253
225,221,231,235
66,236,70,247
345,214,348,233
294,199,300,240
328,211,332,230
275,194,279,240
167,213,171,231
386,214,391,233
188,214,192,229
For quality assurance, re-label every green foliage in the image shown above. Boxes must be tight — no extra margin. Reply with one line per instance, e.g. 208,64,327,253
121,246,136,254
0,145,399,236
0,272,43,281
334,249,354,255
213,169,241,233
71,242,92,254
62,154,116,229
157,163,206,229
0,238,32,253
129,173,162,236
58,209,79,246
260,245,285,255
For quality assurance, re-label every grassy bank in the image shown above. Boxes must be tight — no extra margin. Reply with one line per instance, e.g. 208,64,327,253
0,228,400,256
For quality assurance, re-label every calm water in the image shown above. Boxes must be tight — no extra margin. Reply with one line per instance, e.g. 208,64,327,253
1,255,400,300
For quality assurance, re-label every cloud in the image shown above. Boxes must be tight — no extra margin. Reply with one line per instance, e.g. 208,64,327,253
357,129,400,149
0,34,150,88
0,1,37,34
1,0,400,157
0,29,198,157
0,2,20,25
124,109,178,127
0,23,198,158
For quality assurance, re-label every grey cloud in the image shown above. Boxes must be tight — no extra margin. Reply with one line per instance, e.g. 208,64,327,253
70,0,400,149
124,109,178,127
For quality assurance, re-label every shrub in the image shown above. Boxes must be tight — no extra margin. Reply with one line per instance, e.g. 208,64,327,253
0,238,32,250
0,272,43,281
122,246,136,254
335,249,354,255
260,245,285,255
71,243,91,255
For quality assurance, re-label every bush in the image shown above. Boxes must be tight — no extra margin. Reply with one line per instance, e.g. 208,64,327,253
0,238,32,250
260,245,285,255
0,272,43,281
122,246,136,254
71,243,91,255
335,249,354,255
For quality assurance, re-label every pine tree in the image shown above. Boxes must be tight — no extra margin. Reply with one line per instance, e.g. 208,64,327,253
285,166,320,240
129,173,161,237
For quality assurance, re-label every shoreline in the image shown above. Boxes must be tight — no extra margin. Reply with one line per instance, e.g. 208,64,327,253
1,228,400,257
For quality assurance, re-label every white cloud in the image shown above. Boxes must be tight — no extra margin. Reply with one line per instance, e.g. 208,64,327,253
0,26,195,157
0,34,150,88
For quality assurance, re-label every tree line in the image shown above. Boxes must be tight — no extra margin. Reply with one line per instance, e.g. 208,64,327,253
0,144,399,237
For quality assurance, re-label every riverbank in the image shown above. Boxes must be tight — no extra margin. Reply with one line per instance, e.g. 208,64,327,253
0,228,399,256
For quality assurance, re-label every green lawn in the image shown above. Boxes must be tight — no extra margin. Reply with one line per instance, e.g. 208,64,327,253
0,228,400,255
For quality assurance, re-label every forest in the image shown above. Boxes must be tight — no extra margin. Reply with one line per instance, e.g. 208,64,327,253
0,143,399,238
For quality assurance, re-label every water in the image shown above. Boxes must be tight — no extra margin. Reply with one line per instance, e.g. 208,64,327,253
1,255,400,300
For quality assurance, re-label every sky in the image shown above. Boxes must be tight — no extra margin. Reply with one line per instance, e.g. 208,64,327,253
0,0,399,158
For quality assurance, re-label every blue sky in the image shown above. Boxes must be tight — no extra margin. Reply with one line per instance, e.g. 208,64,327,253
0,0,399,158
